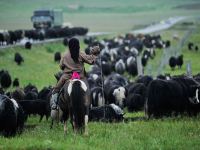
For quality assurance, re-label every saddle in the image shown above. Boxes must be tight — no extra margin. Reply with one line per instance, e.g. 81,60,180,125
70,71,80,80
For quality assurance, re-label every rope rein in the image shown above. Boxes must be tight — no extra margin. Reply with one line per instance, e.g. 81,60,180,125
99,52,106,120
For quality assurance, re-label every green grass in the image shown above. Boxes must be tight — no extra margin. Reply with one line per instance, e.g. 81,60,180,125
1,115,200,150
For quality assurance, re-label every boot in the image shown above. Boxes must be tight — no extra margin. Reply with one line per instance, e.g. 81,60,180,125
51,93,58,110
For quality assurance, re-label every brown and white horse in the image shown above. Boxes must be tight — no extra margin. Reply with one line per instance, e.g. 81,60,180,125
58,79,90,135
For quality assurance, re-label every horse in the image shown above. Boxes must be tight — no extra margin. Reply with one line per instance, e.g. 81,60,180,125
57,79,90,135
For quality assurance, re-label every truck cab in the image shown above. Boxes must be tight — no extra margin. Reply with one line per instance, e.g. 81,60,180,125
31,9,63,29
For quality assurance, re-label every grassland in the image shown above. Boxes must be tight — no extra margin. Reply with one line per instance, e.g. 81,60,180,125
0,23,200,149
1,0,200,149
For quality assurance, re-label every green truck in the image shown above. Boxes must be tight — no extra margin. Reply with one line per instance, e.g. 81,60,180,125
31,9,63,29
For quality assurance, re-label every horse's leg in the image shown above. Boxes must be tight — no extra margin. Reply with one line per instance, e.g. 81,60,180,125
84,115,89,136
84,106,89,136
69,107,76,133
73,120,77,134
64,121,67,137
71,114,77,134
56,108,60,123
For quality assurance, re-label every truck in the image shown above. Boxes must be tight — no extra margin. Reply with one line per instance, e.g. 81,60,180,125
31,9,63,29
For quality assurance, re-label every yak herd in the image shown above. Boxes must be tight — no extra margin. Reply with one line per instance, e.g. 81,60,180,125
0,27,88,47
0,32,200,137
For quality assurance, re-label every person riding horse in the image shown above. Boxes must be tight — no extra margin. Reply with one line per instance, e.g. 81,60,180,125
51,38,100,110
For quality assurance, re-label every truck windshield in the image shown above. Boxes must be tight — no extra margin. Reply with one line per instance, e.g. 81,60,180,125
34,10,51,16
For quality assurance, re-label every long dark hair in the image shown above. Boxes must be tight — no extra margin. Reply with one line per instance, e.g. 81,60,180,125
68,38,80,63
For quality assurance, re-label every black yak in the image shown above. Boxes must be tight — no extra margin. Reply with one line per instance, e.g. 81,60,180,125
90,87,104,107
18,100,50,122
63,37,68,46
24,83,38,94
0,70,12,89
89,104,124,122
24,83,38,100
195,45,199,51
13,78,19,87
176,55,183,69
141,56,148,67
169,56,177,70
25,42,32,49
126,56,138,76
188,42,194,50
54,52,61,63
14,52,24,65
145,77,200,118
102,61,112,76
135,75,153,87
126,94,145,112
125,83,147,112
165,40,171,48
0,94,25,137
11,88,25,101
104,82,126,108
115,59,126,75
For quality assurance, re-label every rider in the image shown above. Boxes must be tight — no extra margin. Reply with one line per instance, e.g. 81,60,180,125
51,37,100,109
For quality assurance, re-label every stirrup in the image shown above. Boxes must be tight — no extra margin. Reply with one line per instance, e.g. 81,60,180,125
51,93,59,110
51,104,58,110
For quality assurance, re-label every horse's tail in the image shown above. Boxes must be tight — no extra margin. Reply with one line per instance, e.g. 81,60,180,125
70,80,85,131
